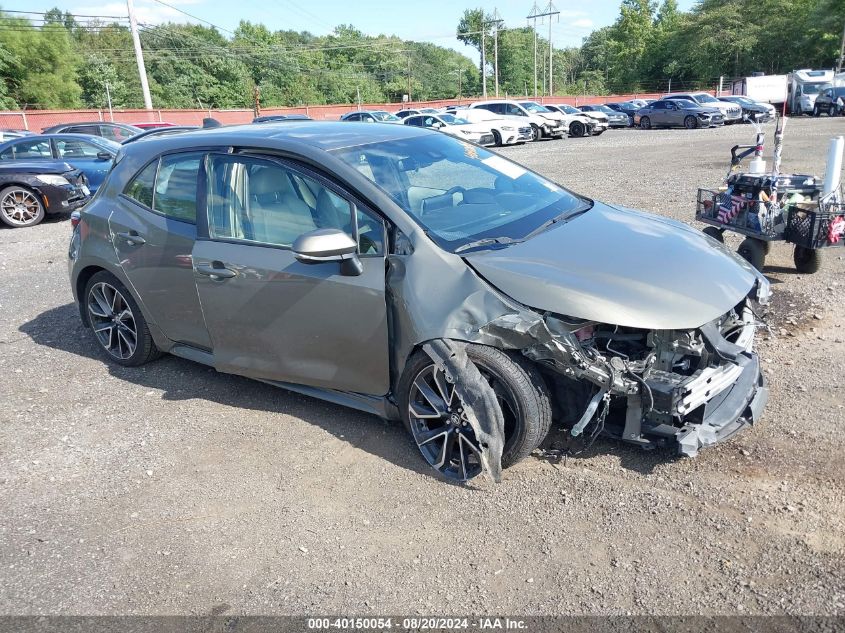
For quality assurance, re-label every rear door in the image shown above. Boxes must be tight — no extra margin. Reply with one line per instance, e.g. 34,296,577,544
110,151,212,350
192,153,390,395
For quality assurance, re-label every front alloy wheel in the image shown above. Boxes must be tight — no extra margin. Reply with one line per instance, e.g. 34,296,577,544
0,186,45,228
401,345,552,482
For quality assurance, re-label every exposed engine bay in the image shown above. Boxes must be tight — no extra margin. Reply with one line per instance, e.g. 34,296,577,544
526,299,767,457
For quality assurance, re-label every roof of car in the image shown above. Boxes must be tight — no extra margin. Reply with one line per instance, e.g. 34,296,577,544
119,120,432,156
44,121,138,129
0,133,117,147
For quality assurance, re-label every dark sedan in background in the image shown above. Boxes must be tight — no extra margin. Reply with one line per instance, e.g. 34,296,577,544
0,160,89,227
601,102,639,126
42,122,142,143
635,99,725,129
0,134,118,192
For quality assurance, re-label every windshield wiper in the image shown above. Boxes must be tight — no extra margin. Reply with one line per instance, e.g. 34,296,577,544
521,203,592,241
454,236,519,253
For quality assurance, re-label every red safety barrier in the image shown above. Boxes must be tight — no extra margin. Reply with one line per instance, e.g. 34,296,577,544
0,92,678,132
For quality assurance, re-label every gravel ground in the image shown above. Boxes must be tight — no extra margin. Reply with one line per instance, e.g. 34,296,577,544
0,118,843,616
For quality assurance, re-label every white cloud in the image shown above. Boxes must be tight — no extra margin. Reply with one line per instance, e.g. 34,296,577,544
571,18,594,29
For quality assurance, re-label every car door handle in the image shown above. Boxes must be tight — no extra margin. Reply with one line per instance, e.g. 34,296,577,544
195,262,237,280
115,231,145,246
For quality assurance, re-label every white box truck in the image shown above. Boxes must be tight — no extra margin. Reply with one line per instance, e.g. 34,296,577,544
731,74,788,106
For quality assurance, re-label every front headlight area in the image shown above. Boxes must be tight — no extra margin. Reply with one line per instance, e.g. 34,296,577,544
525,300,760,454
36,175,71,186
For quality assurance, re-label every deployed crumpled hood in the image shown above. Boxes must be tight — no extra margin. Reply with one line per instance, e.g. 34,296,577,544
466,202,759,330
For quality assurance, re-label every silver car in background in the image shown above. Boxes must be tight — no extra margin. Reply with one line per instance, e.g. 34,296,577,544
68,122,769,483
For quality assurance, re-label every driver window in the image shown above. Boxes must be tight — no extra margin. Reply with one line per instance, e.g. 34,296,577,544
206,155,354,248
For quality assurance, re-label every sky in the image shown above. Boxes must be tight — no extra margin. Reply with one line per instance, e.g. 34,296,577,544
20,0,697,58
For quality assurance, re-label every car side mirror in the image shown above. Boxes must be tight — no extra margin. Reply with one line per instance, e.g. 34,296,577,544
292,228,362,276
96,151,112,161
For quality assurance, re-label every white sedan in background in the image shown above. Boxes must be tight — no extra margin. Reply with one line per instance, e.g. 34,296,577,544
446,107,533,146
402,113,496,146
544,104,608,136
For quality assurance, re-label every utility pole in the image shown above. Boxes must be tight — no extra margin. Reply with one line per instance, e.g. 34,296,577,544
407,51,412,101
481,27,487,97
837,18,845,73
546,2,558,95
488,9,504,98
126,0,152,110
528,3,540,98
104,82,113,122
528,2,559,97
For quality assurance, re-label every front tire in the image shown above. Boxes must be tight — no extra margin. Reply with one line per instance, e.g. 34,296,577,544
0,186,45,228
84,271,161,367
702,226,724,243
813,105,820,117
684,115,699,129
492,130,502,147
530,124,542,142
794,246,821,274
738,238,766,271
569,121,586,137
400,344,552,482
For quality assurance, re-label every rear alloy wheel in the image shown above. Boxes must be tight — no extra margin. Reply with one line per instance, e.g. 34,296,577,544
702,226,724,243
737,238,766,271
639,116,651,130
0,186,45,228
401,345,551,482
793,246,822,274
85,271,161,367
684,115,699,129
569,121,586,137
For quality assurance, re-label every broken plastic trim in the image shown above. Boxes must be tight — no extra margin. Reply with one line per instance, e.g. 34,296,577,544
423,339,506,483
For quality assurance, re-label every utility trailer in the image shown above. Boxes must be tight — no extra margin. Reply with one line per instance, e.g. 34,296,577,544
696,119,844,273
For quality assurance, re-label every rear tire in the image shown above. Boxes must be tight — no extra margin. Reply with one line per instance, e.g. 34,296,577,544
84,271,161,367
639,116,651,130
793,246,821,274
702,226,724,243
737,238,766,271
400,344,552,481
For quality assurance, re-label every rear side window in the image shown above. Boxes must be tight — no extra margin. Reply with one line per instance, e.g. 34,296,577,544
1,139,51,159
153,153,202,223
124,161,157,208
123,152,202,222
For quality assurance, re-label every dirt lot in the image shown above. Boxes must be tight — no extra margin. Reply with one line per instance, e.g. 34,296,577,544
0,118,843,616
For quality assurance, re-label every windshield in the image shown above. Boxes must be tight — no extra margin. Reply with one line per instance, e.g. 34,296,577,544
670,100,698,109
593,105,615,114
373,111,400,121
559,105,579,114
695,94,718,103
330,134,589,251
519,102,551,113
802,83,824,95
89,137,121,151
440,114,470,125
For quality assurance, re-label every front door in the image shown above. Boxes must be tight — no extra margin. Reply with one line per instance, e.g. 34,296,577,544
192,153,390,395
110,151,212,350
52,137,112,192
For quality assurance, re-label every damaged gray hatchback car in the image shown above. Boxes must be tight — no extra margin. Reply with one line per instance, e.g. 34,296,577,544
68,122,770,482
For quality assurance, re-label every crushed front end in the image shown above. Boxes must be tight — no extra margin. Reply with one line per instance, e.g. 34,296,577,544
481,280,770,457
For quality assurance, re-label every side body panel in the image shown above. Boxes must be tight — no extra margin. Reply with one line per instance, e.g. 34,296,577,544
192,240,390,395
